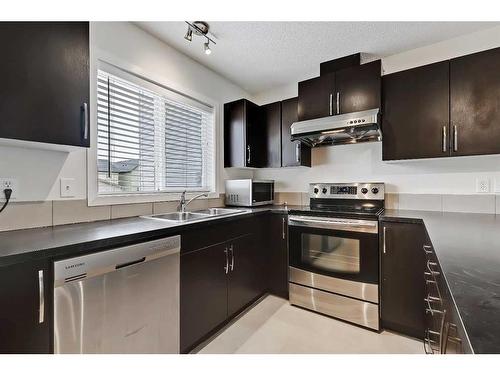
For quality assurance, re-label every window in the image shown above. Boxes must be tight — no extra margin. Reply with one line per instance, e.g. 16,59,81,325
97,68,215,195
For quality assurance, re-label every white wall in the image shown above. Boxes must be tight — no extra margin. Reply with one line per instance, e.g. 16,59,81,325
253,25,500,194
0,22,252,202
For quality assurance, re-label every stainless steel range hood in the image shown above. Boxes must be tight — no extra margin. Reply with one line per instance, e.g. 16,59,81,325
291,108,381,147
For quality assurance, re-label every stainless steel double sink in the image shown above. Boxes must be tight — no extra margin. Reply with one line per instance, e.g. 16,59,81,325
141,208,250,223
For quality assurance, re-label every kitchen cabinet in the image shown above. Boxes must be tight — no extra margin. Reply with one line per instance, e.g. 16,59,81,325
0,260,51,354
421,240,472,354
228,233,265,317
380,221,426,339
266,214,289,299
180,242,229,353
450,47,500,156
383,46,500,161
298,61,381,122
335,60,381,114
180,217,266,353
281,97,311,167
382,61,450,160
224,99,266,168
298,74,335,121
262,101,282,168
0,22,90,148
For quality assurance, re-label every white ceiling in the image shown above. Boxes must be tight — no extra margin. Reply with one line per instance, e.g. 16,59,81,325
135,22,498,95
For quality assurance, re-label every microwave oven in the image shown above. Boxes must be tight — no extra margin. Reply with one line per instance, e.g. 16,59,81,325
225,179,275,207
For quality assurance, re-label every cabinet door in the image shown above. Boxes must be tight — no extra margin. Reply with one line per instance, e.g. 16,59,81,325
450,47,500,156
382,61,450,160
335,60,381,114
267,215,289,299
262,101,282,168
0,22,89,147
0,260,50,354
298,74,335,121
227,233,266,317
380,221,426,339
224,99,246,167
245,100,266,168
281,97,311,167
180,243,228,353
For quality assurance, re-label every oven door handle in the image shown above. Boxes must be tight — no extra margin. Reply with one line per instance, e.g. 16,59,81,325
288,216,378,233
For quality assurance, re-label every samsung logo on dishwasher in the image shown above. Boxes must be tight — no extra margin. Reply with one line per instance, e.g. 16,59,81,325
65,262,85,270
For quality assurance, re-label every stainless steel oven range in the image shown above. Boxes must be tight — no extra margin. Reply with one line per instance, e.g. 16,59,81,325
288,182,385,330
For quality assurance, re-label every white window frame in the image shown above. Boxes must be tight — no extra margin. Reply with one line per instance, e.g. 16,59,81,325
87,52,220,206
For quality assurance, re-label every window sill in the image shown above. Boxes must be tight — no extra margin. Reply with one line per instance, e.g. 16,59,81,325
88,191,222,207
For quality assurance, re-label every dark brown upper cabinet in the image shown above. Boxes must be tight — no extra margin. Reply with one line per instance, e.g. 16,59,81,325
382,61,450,160
450,47,500,157
224,99,266,168
335,60,381,114
298,61,381,122
383,46,500,161
298,74,335,121
0,22,90,148
262,101,282,168
281,97,311,167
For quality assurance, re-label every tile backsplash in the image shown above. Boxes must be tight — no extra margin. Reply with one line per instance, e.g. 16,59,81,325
1,193,499,232
0,195,226,232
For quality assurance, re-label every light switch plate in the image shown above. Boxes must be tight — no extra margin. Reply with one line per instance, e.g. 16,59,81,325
60,178,76,198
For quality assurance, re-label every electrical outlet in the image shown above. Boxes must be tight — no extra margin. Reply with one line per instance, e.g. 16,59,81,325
60,178,76,198
476,178,490,193
0,178,18,200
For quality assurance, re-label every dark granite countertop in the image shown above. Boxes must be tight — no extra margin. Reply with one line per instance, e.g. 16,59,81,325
0,205,298,267
381,209,500,354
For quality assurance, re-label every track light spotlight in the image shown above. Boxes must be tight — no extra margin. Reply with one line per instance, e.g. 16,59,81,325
204,40,211,55
184,28,192,42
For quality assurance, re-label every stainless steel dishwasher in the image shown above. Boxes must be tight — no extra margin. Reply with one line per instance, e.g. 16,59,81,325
53,235,180,354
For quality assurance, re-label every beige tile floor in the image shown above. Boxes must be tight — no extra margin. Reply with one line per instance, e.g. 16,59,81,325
198,295,423,354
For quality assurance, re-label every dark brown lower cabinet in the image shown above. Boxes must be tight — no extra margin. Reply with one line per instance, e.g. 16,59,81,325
380,221,426,338
0,260,51,354
266,214,289,299
180,242,229,353
180,225,266,353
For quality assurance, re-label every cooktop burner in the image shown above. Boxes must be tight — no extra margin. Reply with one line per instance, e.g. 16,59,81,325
291,183,385,220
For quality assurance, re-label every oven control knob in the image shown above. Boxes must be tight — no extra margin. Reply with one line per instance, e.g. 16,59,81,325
371,187,379,194
313,187,319,194
361,188,368,194
322,188,328,194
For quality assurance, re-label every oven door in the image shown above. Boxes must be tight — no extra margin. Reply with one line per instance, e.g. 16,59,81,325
288,215,379,284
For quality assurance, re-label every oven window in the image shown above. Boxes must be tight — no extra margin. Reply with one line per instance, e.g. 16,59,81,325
252,182,272,202
301,233,360,274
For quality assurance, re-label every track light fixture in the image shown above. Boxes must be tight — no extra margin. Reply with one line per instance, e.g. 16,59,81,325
184,21,216,55
204,41,211,55
184,28,192,42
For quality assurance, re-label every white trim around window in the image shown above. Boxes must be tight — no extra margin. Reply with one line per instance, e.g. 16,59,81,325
87,49,221,206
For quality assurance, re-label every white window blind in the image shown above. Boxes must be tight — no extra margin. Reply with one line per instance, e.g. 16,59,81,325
97,69,214,195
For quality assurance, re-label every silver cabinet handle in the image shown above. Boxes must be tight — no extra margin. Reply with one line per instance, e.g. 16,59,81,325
38,270,44,324
329,94,333,116
427,260,440,276
82,102,89,140
247,145,251,164
336,92,340,114
295,143,300,163
442,126,447,152
282,217,286,240
383,226,387,254
229,244,234,272
453,125,458,152
423,245,433,254
224,247,229,274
